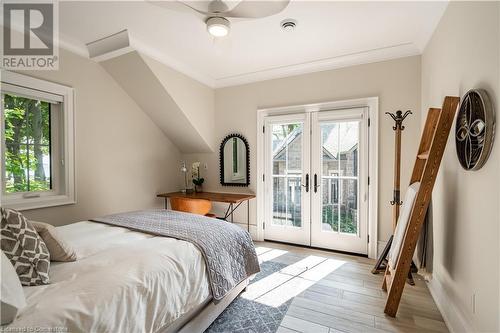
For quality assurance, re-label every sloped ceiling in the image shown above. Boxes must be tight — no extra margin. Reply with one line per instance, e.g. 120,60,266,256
101,51,214,153
141,55,216,150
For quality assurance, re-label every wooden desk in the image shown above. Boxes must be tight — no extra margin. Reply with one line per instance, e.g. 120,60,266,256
157,191,255,231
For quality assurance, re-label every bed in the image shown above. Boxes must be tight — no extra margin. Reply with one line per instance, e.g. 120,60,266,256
6,210,259,333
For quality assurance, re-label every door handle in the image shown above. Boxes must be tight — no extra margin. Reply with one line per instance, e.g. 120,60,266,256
314,174,320,193
301,174,309,192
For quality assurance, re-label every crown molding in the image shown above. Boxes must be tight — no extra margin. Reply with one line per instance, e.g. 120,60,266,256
58,32,89,59
5,22,90,59
128,34,216,88
213,42,421,88
55,30,420,89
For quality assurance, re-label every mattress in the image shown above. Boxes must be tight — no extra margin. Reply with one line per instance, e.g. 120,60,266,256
8,221,211,333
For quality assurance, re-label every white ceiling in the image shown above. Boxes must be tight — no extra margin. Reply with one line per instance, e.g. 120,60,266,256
58,1,448,87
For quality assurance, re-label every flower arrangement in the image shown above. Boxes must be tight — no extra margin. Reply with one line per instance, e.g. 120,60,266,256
192,162,204,192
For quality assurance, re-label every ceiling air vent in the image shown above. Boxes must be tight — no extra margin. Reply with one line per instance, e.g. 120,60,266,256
280,19,297,32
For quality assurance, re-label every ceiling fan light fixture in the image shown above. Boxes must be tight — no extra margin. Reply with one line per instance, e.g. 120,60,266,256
206,17,230,37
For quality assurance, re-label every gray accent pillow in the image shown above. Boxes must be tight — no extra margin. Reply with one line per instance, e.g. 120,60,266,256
1,208,50,286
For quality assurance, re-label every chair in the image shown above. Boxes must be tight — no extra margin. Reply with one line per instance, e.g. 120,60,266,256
169,197,216,218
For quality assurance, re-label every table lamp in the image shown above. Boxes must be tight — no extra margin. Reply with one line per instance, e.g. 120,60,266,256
180,162,188,193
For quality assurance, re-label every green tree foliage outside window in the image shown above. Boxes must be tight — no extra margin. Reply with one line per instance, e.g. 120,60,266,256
3,94,51,193
322,205,357,234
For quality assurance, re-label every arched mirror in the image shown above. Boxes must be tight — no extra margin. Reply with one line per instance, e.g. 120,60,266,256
220,134,250,186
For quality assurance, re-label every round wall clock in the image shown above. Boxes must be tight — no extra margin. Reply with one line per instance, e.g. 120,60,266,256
455,89,495,171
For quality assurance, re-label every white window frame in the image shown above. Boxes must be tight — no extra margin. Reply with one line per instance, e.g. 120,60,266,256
0,71,75,210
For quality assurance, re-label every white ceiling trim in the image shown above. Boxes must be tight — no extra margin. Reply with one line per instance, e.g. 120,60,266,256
213,42,421,88
6,21,89,60
55,29,217,87
129,34,216,88
57,32,420,89
58,32,89,59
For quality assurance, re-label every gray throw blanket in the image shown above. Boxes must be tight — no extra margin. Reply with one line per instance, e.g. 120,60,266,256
91,209,260,300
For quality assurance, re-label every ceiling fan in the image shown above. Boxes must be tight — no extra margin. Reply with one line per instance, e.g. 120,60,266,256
152,0,291,37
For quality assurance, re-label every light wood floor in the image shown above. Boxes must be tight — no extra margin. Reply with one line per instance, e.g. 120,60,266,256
253,241,448,333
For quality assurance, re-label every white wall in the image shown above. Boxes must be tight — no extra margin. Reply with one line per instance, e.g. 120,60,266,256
421,2,500,332
143,55,216,150
183,56,422,245
100,51,214,153
15,49,182,226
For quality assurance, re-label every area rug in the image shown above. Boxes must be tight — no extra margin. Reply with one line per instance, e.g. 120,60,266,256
205,260,292,333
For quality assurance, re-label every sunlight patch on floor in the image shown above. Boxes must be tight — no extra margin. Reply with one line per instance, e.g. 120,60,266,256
257,248,288,263
242,255,346,307
279,255,325,276
242,272,293,300
256,276,317,308
255,246,274,255
299,258,346,281
243,255,324,301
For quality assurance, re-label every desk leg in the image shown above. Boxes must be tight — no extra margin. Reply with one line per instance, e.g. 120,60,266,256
223,202,243,224
230,203,234,223
164,198,169,210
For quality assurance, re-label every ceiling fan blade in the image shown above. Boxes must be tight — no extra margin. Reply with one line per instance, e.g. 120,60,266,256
224,0,290,18
179,1,213,16
147,1,205,16
179,1,235,16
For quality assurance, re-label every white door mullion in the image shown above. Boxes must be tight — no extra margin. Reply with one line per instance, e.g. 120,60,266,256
311,111,326,241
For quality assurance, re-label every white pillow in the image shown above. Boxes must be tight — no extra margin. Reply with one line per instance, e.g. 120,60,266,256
30,221,77,262
1,251,26,325
388,182,421,269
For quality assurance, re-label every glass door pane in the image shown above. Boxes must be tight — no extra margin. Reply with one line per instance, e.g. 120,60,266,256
264,113,310,247
320,121,359,234
271,123,303,227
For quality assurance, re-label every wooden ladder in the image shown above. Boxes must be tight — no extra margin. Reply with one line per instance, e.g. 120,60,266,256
382,96,460,317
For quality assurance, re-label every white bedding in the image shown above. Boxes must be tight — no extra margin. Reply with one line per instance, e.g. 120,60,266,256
8,221,211,333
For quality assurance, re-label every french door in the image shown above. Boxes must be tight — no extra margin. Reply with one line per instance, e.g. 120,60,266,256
264,108,368,254
263,113,311,245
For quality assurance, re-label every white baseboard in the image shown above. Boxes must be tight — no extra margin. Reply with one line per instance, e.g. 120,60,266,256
427,273,472,333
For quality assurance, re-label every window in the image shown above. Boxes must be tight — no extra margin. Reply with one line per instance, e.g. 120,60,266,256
1,72,75,210
4,94,52,193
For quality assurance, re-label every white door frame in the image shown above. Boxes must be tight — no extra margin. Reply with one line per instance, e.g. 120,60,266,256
256,97,379,259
